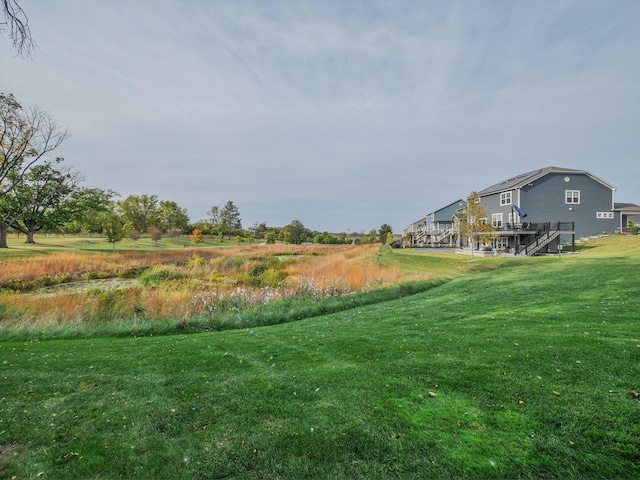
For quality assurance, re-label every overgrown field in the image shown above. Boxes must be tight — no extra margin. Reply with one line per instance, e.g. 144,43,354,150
0,243,414,335
1,237,639,478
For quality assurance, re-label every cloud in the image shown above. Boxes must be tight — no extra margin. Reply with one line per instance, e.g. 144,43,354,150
1,0,638,232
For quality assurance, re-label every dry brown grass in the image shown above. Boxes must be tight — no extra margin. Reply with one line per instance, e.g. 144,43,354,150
0,249,225,284
0,244,411,326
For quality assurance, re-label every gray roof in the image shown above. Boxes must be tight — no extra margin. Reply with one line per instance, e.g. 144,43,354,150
477,166,616,196
614,202,640,212
432,199,464,221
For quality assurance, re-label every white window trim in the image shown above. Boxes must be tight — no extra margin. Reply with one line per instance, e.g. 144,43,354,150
565,190,580,204
500,191,512,206
492,213,503,227
596,212,614,219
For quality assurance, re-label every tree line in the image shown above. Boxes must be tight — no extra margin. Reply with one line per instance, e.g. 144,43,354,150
1,93,395,249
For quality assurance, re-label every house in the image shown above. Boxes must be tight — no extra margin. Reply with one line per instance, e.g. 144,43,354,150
405,199,464,247
614,203,640,233
405,166,629,256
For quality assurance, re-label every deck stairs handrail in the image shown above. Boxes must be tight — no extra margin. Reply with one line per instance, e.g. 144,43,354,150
433,227,453,243
517,222,574,256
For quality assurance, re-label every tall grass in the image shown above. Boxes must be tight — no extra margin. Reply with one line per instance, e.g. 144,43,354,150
0,245,414,329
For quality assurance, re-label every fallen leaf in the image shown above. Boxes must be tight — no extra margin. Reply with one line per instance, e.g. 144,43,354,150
630,390,640,400
428,392,437,398
552,391,561,396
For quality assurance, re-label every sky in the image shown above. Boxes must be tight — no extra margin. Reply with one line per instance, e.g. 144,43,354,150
1,0,639,234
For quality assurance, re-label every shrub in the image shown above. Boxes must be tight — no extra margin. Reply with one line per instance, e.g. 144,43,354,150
190,228,205,244
138,267,184,286
186,253,205,268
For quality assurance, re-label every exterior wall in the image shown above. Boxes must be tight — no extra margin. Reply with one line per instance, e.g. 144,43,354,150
479,193,514,225
519,172,616,238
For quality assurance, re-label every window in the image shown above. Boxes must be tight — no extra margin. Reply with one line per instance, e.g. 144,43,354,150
492,213,503,228
496,237,509,249
500,191,512,206
596,212,614,219
565,190,580,204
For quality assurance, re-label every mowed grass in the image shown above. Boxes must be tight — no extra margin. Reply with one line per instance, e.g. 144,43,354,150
0,233,245,259
1,237,639,478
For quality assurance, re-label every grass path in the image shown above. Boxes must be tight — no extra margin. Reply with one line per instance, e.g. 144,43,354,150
1,237,639,478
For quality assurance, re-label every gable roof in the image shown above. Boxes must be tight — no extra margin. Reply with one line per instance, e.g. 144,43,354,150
432,199,464,222
477,166,617,196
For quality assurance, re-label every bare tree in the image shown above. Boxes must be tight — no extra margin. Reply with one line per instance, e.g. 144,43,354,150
1,0,34,57
0,93,70,198
0,93,70,247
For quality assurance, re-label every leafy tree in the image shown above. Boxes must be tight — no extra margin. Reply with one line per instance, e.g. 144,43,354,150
117,194,159,233
265,232,276,244
189,221,212,236
0,93,69,247
283,219,310,244
103,213,125,251
220,200,242,238
250,221,268,239
379,224,393,244
158,200,189,233
190,228,204,244
364,229,378,244
386,232,393,245
457,192,498,259
0,158,83,243
59,189,115,234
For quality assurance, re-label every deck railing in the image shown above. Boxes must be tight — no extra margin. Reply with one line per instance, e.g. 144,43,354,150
518,222,574,256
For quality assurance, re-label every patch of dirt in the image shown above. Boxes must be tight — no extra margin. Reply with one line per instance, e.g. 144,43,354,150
0,443,22,476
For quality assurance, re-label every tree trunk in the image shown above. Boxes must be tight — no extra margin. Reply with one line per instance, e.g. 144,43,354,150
0,221,8,248
26,231,35,243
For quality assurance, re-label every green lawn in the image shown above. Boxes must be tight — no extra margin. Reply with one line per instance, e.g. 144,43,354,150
0,234,249,259
1,237,639,478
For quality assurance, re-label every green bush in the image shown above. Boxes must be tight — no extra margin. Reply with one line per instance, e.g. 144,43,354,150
138,267,185,286
259,268,288,287
185,253,205,268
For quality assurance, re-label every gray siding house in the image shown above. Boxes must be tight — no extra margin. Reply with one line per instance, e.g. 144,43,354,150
405,166,628,256
405,199,463,246
476,166,618,254
614,203,640,232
